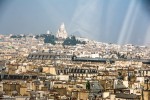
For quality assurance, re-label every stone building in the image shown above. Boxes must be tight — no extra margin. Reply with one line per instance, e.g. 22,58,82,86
56,23,68,39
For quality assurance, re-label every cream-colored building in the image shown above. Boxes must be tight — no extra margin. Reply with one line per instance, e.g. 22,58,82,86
56,23,68,39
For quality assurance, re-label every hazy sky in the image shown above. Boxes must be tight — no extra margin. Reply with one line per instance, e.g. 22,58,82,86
0,0,150,45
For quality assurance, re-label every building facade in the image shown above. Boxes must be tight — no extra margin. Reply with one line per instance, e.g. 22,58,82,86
56,23,68,39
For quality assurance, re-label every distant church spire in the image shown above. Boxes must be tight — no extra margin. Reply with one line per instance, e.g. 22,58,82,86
56,23,68,39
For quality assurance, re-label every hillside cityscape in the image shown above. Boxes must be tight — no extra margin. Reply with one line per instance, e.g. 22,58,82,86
0,23,150,100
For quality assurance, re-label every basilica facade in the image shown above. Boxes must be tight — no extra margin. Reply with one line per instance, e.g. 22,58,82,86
56,23,68,39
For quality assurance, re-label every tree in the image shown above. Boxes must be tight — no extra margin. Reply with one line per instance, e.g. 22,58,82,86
63,36,86,46
10,35,22,38
44,34,56,45
35,34,56,45
86,81,90,90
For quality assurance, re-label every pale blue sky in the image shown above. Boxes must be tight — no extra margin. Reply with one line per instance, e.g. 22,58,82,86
0,0,150,45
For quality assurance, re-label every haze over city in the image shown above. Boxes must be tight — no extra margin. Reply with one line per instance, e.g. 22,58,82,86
0,0,150,45
1,1,150,99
